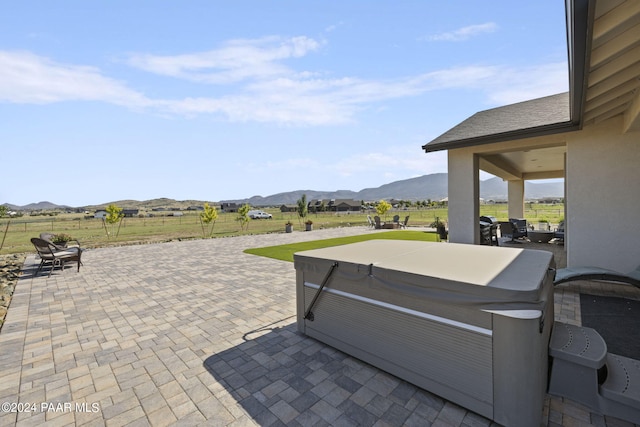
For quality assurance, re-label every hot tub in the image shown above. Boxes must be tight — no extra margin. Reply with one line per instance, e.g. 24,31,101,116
294,240,554,427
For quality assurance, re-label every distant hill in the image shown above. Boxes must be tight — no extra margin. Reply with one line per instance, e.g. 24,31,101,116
3,173,564,210
356,173,449,201
481,177,564,200
222,173,563,205
3,201,73,211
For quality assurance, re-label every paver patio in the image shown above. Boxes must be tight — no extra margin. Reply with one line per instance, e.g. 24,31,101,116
1,227,638,426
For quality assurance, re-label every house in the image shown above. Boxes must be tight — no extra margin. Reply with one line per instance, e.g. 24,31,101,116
422,0,640,272
220,203,239,213
280,204,297,213
307,199,361,212
331,199,362,212
122,209,139,218
308,200,326,213
94,210,107,219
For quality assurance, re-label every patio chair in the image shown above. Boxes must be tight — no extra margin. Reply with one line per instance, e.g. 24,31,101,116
480,219,499,246
554,264,640,288
367,215,375,228
498,221,527,243
553,221,565,242
400,215,410,229
31,237,82,277
373,216,382,229
509,218,529,238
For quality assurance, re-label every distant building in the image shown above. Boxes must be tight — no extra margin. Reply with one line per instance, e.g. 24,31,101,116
280,204,297,213
331,199,361,212
220,203,239,212
308,199,361,212
122,209,139,218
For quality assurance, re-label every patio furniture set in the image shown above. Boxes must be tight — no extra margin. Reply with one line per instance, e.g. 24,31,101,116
368,214,409,229
479,217,565,245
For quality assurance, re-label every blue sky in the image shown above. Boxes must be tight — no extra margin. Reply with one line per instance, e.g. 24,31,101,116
1,1,568,207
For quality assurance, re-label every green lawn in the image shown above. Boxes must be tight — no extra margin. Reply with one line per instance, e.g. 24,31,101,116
244,230,439,262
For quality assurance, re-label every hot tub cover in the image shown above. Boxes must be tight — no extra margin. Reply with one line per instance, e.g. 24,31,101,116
294,240,554,311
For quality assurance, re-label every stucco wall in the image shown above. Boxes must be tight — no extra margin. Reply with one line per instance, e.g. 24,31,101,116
447,150,479,244
566,117,640,271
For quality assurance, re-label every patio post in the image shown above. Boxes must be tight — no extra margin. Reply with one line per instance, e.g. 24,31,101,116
447,149,480,244
507,180,525,219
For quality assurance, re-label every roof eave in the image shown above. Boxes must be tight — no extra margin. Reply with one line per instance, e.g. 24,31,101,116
422,121,580,153
423,0,594,154
566,0,594,126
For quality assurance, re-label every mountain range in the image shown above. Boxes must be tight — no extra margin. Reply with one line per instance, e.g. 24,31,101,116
221,173,564,205
4,173,564,210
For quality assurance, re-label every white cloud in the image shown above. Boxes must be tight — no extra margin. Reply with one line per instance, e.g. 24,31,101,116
329,145,448,178
0,50,151,107
0,42,567,126
426,22,498,42
126,36,323,84
413,62,568,107
485,62,569,105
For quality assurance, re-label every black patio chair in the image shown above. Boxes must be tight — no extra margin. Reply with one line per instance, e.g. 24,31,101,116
31,237,82,277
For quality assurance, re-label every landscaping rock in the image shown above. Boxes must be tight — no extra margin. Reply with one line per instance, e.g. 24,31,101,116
0,253,26,330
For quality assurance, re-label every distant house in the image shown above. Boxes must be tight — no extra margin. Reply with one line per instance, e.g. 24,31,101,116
122,209,139,218
220,203,239,213
94,210,107,219
537,197,563,204
331,199,361,212
307,199,361,212
280,204,297,213
309,199,325,213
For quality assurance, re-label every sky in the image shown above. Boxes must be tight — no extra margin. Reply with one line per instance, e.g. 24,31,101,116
0,1,569,207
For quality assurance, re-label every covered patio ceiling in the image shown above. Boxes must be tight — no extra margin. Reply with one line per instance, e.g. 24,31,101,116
584,0,640,131
479,144,567,181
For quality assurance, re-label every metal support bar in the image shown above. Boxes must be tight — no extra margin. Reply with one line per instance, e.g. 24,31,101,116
304,261,339,321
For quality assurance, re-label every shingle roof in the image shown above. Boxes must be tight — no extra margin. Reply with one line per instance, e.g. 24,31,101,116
423,92,573,152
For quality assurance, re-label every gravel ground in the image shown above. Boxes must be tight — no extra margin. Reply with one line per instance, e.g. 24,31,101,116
0,253,26,331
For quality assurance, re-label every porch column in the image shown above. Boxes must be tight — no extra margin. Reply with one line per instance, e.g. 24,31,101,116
447,150,479,244
507,180,525,219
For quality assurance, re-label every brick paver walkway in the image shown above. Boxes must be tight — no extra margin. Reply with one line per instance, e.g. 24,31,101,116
1,227,638,426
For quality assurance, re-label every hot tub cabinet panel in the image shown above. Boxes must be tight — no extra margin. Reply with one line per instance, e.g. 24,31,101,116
294,241,554,427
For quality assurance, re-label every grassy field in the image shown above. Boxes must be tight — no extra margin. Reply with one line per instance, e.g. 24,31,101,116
0,203,564,255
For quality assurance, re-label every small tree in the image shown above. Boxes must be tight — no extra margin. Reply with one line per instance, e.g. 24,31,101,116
236,203,250,232
375,199,392,220
199,203,219,237
104,204,124,239
296,194,308,226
